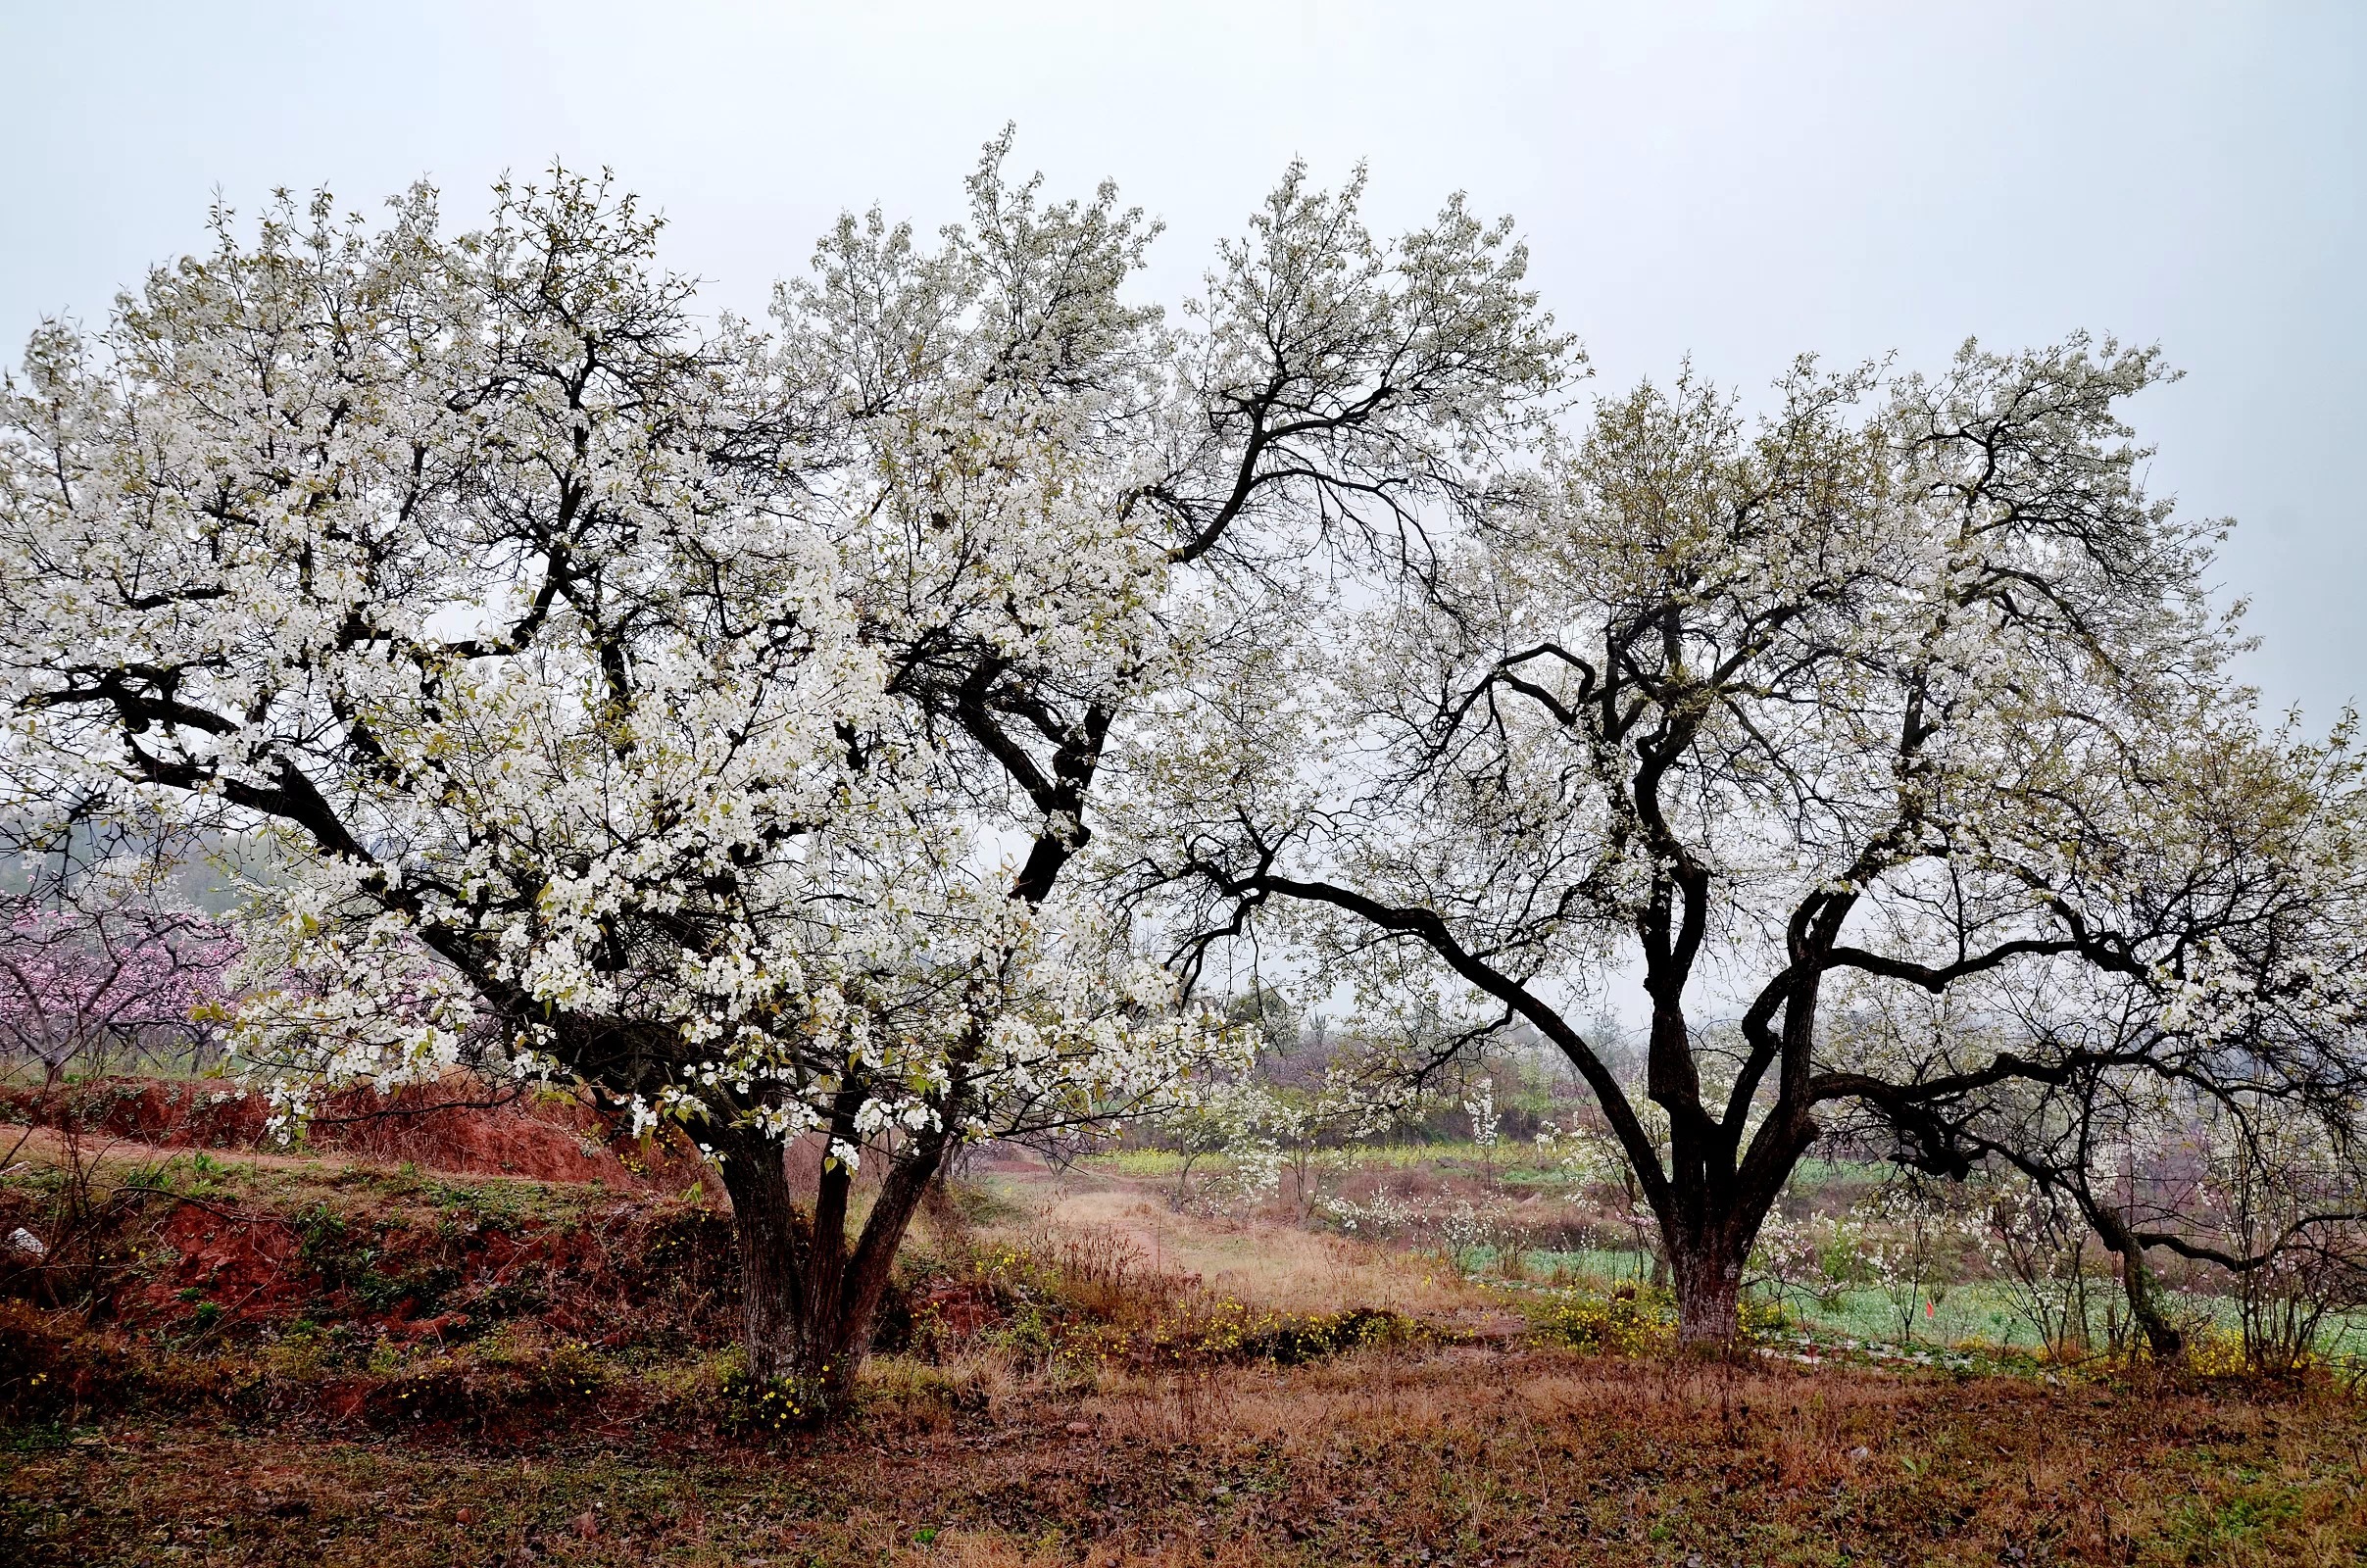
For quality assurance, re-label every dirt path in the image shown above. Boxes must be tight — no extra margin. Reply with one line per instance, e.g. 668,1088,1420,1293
977,1156,1516,1331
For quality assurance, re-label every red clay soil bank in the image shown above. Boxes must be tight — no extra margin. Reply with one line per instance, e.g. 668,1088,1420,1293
0,1076,708,1189
116,1190,740,1347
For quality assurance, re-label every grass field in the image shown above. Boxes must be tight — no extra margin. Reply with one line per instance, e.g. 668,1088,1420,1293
12,1349,2367,1566
5,1112,2366,1565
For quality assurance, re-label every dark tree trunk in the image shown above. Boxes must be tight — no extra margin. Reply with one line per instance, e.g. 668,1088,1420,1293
1660,1198,1771,1350
803,1134,946,1402
1672,1239,1745,1348
715,1130,809,1385
713,1124,951,1404
2087,1202,2186,1362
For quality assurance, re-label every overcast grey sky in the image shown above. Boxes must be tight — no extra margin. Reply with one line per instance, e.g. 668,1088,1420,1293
3,2,2359,720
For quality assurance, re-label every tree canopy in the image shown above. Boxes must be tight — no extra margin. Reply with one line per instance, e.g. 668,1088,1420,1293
0,138,1584,1386
6,138,2361,1366
1113,344,2367,1342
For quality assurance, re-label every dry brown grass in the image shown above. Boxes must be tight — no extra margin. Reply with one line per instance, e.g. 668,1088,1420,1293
980,1166,1505,1327
10,1344,2366,1566
8,1140,2367,1566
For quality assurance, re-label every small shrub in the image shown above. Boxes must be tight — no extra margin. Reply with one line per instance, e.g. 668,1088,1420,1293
364,1336,609,1431
718,1369,830,1434
1144,1299,1416,1368
860,1356,993,1425
1527,1289,1676,1354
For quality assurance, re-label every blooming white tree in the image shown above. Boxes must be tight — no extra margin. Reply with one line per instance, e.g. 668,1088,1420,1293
0,136,1570,1396
0,166,1226,1395
1976,1171,2096,1357
1850,1183,1978,1345
1119,343,2367,1346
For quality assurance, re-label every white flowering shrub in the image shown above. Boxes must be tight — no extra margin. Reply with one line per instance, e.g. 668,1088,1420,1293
1160,1078,1285,1213
1849,1186,1983,1345
1974,1176,2096,1358
1266,1069,1408,1218
1319,1187,1524,1277
1746,1206,1833,1316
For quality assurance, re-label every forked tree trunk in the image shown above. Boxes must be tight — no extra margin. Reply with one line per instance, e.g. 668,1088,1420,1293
715,1126,949,1404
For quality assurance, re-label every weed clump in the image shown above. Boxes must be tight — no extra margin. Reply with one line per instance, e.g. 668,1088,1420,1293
0,1299,116,1421
1146,1299,1417,1367
1526,1288,1676,1354
716,1368,837,1435
885,1227,1418,1377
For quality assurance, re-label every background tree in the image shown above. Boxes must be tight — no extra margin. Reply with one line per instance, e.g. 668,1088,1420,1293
1934,1025,2367,1362
1116,342,2367,1347
0,887,235,1078
1975,1170,2096,1359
